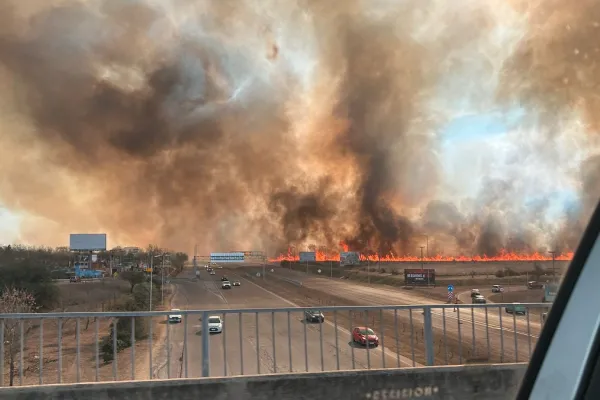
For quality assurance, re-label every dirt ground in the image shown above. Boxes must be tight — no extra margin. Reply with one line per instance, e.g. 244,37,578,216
2,279,175,386
489,289,546,304
244,274,498,367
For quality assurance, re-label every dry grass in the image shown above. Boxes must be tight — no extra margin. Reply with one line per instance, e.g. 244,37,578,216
1,279,175,386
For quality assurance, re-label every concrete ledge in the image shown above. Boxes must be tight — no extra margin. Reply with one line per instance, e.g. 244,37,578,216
0,363,527,400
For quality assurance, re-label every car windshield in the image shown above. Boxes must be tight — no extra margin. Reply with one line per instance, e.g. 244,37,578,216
1,1,596,398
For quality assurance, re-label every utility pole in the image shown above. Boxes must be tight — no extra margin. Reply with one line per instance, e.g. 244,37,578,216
330,259,333,278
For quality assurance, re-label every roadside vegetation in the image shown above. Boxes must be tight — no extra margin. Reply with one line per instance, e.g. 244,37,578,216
0,245,188,384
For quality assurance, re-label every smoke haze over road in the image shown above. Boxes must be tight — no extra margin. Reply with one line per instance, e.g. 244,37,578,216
0,0,597,256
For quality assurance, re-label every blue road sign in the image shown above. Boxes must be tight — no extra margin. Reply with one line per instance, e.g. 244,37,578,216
448,284,454,292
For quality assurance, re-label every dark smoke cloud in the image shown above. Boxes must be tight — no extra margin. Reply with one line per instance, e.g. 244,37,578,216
0,0,595,256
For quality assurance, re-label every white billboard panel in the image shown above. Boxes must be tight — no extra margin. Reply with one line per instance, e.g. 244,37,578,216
299,252,316,262
210,252,245,263
70,234,107,251
340,251,360,266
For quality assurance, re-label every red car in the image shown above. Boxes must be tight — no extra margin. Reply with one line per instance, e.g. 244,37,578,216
351,327,379,347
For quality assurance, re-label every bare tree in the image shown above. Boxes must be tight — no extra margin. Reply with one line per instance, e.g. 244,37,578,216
0,287,37,386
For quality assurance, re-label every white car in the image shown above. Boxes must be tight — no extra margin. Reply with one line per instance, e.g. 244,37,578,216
222,281,232,289
168,309,182,323
207,315,223,333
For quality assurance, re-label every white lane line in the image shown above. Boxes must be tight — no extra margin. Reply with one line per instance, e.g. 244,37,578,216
237,272,421,368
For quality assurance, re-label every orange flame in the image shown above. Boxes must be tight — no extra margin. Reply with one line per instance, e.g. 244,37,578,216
269,247,574,263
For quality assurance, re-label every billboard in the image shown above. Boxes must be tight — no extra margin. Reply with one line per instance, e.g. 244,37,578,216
210,252,245,263
404,269,436,285
70,234,107,251
299,252,316,262
340,251,360,266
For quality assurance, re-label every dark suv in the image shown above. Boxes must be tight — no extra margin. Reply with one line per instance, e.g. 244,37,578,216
304,310,325,323
221,276,229,281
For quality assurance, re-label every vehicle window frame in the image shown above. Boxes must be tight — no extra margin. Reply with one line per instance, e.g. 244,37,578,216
518,201,600,399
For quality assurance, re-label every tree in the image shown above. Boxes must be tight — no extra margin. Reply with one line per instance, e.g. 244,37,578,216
171,252,189,273
0,287,37,386
0,260,59,310
119,271,146,293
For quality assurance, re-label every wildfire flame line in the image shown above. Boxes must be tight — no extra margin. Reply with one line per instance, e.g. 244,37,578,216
269,248,574,263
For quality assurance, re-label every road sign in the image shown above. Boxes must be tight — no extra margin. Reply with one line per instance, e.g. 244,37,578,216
317,269,322,273
448,284,454,292
500,287,505,292
447,292,454,302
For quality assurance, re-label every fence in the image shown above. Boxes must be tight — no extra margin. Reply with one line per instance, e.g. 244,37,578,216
0,303,551,387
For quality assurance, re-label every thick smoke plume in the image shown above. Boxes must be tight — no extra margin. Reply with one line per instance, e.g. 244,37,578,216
0,0,597,256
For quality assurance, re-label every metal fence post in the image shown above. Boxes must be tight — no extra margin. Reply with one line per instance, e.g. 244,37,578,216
201,311,210,377
423,306,435,366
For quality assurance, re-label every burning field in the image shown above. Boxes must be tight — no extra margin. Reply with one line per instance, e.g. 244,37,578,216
0,1,598,258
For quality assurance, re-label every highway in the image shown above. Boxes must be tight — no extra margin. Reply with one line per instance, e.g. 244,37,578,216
155,267,414,379
243,266,547,364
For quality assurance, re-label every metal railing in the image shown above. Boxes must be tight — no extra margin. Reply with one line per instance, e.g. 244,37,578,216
0,303,551,387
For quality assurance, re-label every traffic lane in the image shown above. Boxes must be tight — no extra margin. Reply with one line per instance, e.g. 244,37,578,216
198,270,416,375
227,271,417,371
166,271,313,378
170,268,417,378
296,275,544,336
268,272,538,363
165,270,232,379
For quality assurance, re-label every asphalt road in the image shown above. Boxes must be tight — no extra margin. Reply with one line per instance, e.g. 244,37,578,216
261,267,548,364
156,267,414,379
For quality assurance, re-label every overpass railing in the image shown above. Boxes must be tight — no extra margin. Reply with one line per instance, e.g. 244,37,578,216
0,303,550,387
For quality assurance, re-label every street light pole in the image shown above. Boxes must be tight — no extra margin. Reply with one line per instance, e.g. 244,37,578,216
149,252,153,311
161,253,165,305
549,250,557,283
420,246,428,286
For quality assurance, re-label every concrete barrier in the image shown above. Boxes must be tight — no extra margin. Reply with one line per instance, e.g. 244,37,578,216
0,363,527,400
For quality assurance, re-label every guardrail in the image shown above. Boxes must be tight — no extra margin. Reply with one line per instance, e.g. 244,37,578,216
0,303,550,387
